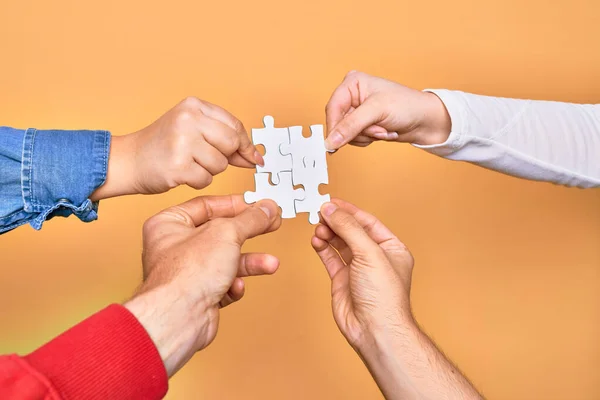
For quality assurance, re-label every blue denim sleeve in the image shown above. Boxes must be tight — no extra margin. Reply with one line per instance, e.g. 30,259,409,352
0,127,111,234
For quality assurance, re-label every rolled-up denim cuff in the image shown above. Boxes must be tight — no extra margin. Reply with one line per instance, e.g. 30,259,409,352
21,128,110,230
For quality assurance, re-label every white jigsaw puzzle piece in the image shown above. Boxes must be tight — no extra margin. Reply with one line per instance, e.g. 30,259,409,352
280,124,330,224
280,125,328,182
243,172,305,218
295,185,330,224
251,115,292,184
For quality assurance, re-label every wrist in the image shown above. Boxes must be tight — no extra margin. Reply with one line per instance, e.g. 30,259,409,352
90,133,138,201
354,320,425,399
355,316,420,359
413,92,452,146
124,285,211,377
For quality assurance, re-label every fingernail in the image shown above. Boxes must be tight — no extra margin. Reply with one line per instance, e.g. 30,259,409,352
259,205,271,218
387,132,399,140
254,151,265,167
321,202,337,217
325,131,343,151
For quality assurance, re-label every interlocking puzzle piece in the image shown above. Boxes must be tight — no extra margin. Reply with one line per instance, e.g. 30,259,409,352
280,125,330,224
280,125,328,180
251,115,292,184
295,185,330,224
280,125,328,185
243,171,305,219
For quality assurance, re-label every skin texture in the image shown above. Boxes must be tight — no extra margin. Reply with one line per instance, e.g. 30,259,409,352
324,71,452,151
124,195,281,376
90,97,264,201
313,199,483,400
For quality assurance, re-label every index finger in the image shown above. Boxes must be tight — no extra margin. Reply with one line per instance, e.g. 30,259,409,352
329,198,398,245
325,72,358,137
196,101,260,166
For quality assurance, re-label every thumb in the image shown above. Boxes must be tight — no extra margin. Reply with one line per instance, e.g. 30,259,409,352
325,98,383,151
228,200,281,244
320,202,379,254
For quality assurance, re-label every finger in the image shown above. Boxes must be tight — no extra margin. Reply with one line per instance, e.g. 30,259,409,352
325,71,360,139
191,140,230,176
311,235,346,279
224,200,281,244
349,141,373,148
197,115,242,158
348,135,373,144
196,101,260,166
319,202,380,253
181,163,215,190
227,151,255,168
238,253,280,277
329,198,398,245
158,195,249,227
220,277,245,308
326,98,384,151
362,125,388,136
315,224,352,264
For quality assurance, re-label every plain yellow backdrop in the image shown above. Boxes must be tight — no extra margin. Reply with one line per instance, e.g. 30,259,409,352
1,1,599,399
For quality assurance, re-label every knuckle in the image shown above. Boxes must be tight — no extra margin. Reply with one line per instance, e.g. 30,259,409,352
171,153,189,170
180,96,203,110
227,132,241,152
232,118,245,135
162,206,195,227
196,171,213,187
174,109,197,128
142,215,160,237
215,156,229,173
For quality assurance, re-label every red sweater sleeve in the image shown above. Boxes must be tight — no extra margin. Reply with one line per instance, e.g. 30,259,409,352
0,304,168,400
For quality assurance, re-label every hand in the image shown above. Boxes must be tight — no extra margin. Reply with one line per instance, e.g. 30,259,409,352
91,97,264,200
312,199,482,399
311,199,415,350
324,71,452,151
124,195,281,376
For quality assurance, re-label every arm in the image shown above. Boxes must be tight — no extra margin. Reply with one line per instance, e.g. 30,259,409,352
312,200,483,399
0,195,281,399
416,90,600,188
324,71,600,188
0,97,263,234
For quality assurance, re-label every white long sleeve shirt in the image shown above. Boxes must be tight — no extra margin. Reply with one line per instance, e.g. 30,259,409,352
416,90,600,188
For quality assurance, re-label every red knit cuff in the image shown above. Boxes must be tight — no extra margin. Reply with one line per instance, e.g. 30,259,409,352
24,304,168,400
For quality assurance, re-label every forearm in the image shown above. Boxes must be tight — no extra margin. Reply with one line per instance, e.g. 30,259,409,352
416,90,600,188
359,323,482,400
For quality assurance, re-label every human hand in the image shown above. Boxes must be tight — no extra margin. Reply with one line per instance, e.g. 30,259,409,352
91,97,264,200
311,198,416,350
324,71,452,151
124,195,281,376
312,199,482,399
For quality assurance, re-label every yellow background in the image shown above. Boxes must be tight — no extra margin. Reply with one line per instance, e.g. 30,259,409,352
1,1,599,399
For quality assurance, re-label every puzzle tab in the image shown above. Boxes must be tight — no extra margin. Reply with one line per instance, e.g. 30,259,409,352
243,116,330,224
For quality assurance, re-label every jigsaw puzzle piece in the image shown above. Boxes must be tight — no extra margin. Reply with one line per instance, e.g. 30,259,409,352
251,115,292,184
243,171,305,218
279,124,328,184
295,184,330,225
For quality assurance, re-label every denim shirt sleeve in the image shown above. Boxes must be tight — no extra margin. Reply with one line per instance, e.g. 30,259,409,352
0,127,111,234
